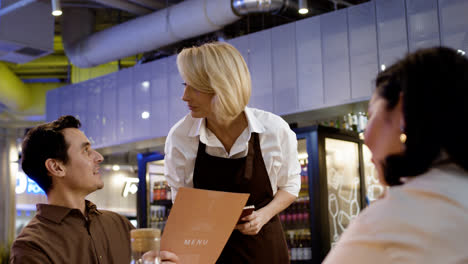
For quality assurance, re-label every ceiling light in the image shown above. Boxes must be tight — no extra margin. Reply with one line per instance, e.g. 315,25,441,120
112,165,120,171
141,111,150,119
51,0,62,16
298,0,309,15
380,64,386,71
142,81,150,89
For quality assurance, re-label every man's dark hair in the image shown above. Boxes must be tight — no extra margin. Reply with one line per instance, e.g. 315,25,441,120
21,115,81,194
375,47,468,186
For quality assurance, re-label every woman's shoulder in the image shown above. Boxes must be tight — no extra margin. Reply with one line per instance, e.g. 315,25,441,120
354,171,468,240
401,164,468,209
332,167,468,263
165,114,201,151
368,165,468,217
167,114,200,138
350,180,468,262
362,178,466,228
248,107,292,132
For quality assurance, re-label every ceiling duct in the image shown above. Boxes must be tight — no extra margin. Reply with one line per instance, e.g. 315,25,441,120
0,0,54,64
62,0,287,68
0,63,32,112
232,0,286,15
0,102,7,113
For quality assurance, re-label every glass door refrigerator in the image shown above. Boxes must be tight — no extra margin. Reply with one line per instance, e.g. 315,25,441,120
284,125,368,264
137,152,172,230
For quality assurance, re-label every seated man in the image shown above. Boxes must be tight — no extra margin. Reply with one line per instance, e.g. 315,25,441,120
10,115,178,264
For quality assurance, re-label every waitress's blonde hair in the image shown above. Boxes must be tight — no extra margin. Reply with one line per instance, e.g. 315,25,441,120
176,42,251,123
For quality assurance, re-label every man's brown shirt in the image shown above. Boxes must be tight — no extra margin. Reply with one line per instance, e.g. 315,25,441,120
10,200,134,264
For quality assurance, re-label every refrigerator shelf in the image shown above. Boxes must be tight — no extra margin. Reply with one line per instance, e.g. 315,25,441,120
151,199,172,206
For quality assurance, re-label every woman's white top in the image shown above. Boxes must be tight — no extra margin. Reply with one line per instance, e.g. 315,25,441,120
164,107,301,201
324,164,468,264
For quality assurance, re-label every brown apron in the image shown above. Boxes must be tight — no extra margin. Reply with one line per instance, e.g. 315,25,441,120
193,133,289,264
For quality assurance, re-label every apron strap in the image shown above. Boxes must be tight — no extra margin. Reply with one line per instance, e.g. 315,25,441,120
244,133,258,181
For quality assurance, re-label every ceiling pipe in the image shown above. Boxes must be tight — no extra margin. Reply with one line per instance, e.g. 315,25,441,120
89,0,153,15
10,55,70,68
127,0,166,10
330,0,353,7
0,63,33,112
0,0,37,17
62,0,287,68
232,0,286,15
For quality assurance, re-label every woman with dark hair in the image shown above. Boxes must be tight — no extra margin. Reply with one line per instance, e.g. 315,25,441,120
323,47,468,263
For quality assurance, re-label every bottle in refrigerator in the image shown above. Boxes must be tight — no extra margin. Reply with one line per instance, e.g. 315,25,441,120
290,234,298,261
303,232,312,261
297,233,305,261
160,182,166,201
165,185,172,200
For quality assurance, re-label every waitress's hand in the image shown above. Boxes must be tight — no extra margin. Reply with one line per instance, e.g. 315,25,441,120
235,210,270,235
160,251,180,264
142,250,179,264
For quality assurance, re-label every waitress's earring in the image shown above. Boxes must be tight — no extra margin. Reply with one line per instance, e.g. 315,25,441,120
400,127,407,144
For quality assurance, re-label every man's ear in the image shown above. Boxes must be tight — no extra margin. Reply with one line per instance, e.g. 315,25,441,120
45,158,66,178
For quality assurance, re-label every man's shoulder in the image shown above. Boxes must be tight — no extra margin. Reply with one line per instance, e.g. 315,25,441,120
14,215,50,241
11,217,50,258
97,209,125,219
96,209,134,230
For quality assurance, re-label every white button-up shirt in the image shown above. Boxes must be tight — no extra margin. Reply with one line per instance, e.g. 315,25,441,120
164,107,301,201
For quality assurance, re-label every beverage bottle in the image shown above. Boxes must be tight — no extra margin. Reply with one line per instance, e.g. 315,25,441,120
286,206,292,230
130,228,161,264
165,185,172,200
149,206,156,228
303,211,310,230
297,234,305,261
304,171,308,187
286,235,292,261
343,115,350,130
352,113,359,132
290,234,298,261
160,182,166,201
300,168,308,194
296,202,302,229
304,233,312,260
154,210,161,230
335,118,341,128
280,213,286,230
296,212,302,231
296,204,303,229
160,208,167,231
155,183,160,201
152,184,157,203
291,203,298,230
358,112,368,132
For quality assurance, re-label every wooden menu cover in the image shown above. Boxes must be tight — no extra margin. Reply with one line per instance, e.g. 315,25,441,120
160,187,249,264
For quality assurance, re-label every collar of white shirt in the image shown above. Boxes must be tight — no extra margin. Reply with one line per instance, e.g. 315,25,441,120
186,107,266,151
